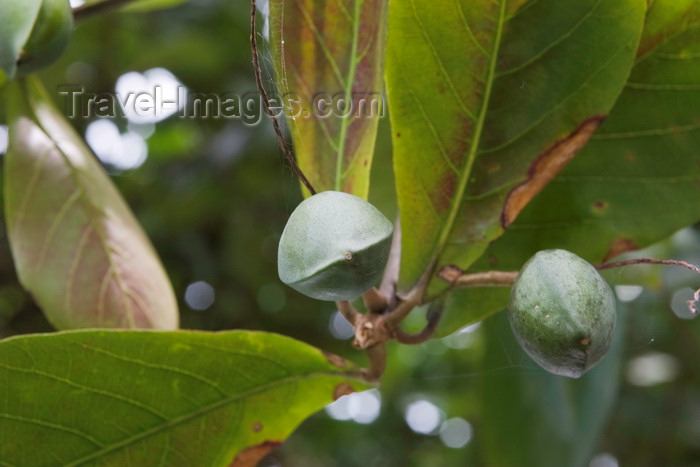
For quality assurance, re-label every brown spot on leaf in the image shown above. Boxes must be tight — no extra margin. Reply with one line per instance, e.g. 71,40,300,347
501,116,606,228
322,351,347,369
432,171,458,214
252,422,263,433
603,238,640,262
333,382,355,401
592,200,608,214
624,152,636,163
230,441,281,467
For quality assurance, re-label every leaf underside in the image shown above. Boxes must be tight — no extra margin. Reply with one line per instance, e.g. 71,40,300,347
268,0,389,198
3,77,178,330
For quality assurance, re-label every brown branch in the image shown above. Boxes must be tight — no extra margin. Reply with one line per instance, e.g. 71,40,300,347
250,0,316,195
362,287,387,314
596,258,700,275
439,266,519,288
336,300,360,326
393,307,442,345
362,343,386,382
597,258,700,316
689,289,699,316
72,0,141,22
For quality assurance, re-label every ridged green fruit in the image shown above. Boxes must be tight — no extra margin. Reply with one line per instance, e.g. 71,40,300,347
278,191,393,301
17,0,73,74
509,249,616,378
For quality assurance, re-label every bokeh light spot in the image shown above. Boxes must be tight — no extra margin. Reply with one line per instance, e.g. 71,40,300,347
184,281,215,311
325,389,381,424
329,311,354,340
626,351,680,387
85,119,147,170
615,285,643,302
439,417,473,448
405,400,441,434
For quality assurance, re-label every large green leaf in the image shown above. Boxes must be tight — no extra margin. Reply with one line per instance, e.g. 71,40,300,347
0,0,42,78
439,0,700,335
0,330,368,466
387,0,645,296
3,76,178,330
268,0,388,198
481,305,628,467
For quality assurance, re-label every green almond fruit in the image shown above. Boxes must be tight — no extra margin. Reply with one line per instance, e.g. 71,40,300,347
508,249,616,378
278,191,393,301
17,0,73,74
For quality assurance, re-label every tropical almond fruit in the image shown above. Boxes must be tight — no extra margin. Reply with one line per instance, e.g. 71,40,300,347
508,249,616,378
278,191,393,301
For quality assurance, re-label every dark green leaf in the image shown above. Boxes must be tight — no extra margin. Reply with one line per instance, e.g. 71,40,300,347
440,0,700,334
268,0,388,198
0,330,369,466
3,76,178,330
386,0,645,296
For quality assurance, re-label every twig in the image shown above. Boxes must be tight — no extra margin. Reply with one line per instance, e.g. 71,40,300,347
596,258,700,274
439,265,518,287
597,257,700,315
250,0,316,195
363,343,386,382
336,300,360,325
362,287,387,314
72,0,141,22
393,305,443,345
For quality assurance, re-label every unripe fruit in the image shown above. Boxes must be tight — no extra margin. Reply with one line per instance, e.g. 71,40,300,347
17,0,73,74
277,191,393,301
508,249,616,378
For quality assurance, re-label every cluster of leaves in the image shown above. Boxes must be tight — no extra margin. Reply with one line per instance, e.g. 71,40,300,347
0,0,698,466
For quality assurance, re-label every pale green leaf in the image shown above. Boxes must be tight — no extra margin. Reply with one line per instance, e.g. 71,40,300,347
3,76,178,330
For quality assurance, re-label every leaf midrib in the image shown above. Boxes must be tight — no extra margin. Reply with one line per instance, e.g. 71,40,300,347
63,371,354,466
424,0,507,289
334,0,364,192
24,77,142,328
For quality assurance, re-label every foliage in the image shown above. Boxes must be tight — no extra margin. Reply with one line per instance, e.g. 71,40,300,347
0,0,698,466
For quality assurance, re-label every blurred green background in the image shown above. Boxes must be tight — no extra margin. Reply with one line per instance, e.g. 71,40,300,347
0,1,698,466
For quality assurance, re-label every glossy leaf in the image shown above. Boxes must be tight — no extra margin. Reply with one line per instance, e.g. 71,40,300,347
481,305,628,467
0,330,369,466
0,0,42,78
439,0,700,335
268,0,388,198
3,76,178,330
386,0,645,296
